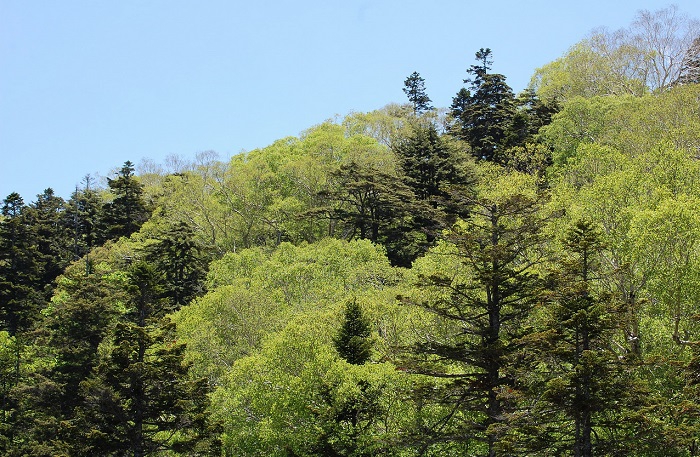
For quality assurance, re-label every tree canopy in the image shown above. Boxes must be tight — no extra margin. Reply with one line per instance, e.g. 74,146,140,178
2,5,700,455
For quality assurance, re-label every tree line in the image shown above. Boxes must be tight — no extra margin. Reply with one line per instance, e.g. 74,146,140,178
1,5,700,456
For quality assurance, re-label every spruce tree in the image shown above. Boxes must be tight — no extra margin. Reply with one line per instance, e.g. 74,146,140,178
28,189,72,297
393,123,464,202
64,176,105,260
508,221,650,456
392,123,475,253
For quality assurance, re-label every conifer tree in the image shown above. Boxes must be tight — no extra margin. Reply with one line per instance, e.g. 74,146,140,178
64,176,105,260
75,261,219,456
400,171,549,456
28,189,72,297
334,300,372,365
0,193,41,336
144,220,208,311
315,160,428,266
507,221,653,456
393,123,463,202
392,123,475,253
403,71,433,114
450,48,516,162
102,161,149,240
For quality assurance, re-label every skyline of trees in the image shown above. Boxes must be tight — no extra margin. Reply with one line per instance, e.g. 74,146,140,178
1,5,700,455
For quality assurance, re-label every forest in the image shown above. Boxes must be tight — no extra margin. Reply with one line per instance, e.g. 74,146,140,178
2,5,700,456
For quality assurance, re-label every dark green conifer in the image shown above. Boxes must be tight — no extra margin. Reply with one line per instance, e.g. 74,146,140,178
28,189,72,296
450,48,516,162
102,161,150,240
75,261,220,456
509,221,647,456
403,71,433,114
144,220,208,311
334,300,372,365
316,160,429,266
400,184,549,456
64,176,105,260
0,193,41,336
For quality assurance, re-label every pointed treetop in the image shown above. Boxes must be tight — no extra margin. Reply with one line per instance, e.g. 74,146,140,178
465,47,493,84
403,71,433,114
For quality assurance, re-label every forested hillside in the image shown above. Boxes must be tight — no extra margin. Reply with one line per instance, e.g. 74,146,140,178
2,5,700,456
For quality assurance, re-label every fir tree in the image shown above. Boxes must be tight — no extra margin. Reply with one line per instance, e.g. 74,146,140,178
27,188,72,298
450,48,516,162
400,175,549,456
144,220,208,311
64,176,105,260
102,161,149,240
508,221,650,456
334,300,372,365
75,261,219,456
403,71,433,114
393,123,464,202
0,193,41,336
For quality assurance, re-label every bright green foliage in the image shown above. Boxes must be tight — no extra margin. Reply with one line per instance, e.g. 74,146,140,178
612,84,700,157
531,5,700,100
629,196,700,347
334,300,373,365
2,23,700,454
551,143,700,358
541,95,643,167
212,315,411,457
158,123,398,253
530,41,648,103
174,238,399,383
193,240,412,456
542,85,700,169
342,103,416,148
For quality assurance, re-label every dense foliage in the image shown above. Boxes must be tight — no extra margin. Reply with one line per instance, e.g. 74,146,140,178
1,6,700,456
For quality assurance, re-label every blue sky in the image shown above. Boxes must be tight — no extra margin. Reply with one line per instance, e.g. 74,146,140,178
2,0,700,201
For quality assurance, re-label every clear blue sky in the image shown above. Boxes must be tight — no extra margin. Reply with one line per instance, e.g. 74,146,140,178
2,0,699,201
